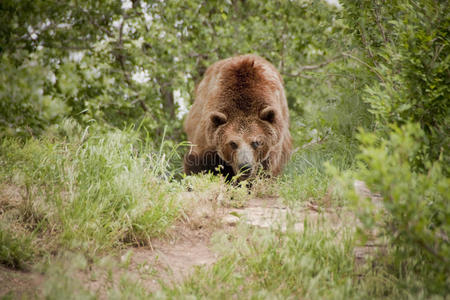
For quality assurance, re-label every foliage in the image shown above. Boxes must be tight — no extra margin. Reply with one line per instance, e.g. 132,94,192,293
159,225,395,299
0,0,121,54
281,137,356,207
41,253,96,300
0,0,355,143
0,56,67,137
341,0,450,164
336,0,450,296
0,0,449,298
353,123,449,294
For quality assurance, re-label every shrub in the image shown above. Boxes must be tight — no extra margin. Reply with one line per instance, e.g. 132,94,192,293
352,123,449,295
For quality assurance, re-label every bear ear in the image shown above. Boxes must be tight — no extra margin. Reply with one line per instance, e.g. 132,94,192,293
260,107,276,124
210,112,227,128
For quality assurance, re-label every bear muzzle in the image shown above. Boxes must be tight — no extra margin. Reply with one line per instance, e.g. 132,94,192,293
234,143,256,179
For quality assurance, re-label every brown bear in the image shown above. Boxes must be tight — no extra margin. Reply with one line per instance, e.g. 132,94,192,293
183,54,292,180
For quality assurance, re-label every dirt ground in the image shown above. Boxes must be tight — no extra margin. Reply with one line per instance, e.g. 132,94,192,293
0,265,44,298
0,189,382,298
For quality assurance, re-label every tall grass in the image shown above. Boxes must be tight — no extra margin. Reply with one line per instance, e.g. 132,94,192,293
280,136,358,207
0,120,183,265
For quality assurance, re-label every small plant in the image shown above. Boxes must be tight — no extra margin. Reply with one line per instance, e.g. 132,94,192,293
0,224,34,269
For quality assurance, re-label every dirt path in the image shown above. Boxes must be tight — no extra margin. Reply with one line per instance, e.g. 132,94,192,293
119,192,381,294
113,196,359,293
81,196,325,296
0,265,44,298
0,189,382,298
112,197,295,293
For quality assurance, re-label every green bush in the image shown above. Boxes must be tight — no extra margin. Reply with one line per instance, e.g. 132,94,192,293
336,0,450,296
341,0,450,164
0,55,70,138
354,123,449,295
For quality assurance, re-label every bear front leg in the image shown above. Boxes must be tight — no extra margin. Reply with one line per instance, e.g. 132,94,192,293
183,150,235,180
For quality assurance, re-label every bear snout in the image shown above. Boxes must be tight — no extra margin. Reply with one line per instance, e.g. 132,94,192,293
233,142,257,179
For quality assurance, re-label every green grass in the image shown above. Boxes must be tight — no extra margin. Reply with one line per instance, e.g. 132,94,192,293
0,121,183,264
159,224,357,299
279,136,358,207
0,122,446,299
0,224,34,269
12,220,442,299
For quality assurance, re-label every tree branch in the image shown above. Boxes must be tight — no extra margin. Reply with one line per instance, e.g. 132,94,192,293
342,52,385,84
373,2,389,44
41,42,93,51
116,21,130,83
114,20,149,112
416,237,449,264
301,54,344,71
88,17,114,38
285,51,386,84
286,54,344,77
283,73,314,79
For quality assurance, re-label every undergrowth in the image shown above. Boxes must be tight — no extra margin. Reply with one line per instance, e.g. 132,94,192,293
280,136,358,207
0,121,446,298
0,120,183,266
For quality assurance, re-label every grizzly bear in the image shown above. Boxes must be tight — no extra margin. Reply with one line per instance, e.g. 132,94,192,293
183,54,292,180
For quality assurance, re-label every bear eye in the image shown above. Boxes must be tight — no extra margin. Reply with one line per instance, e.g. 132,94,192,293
251,141,260,150
229,141,238,150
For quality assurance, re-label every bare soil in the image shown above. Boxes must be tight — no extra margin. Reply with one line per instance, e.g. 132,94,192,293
0,265,44,298
0,191,383,298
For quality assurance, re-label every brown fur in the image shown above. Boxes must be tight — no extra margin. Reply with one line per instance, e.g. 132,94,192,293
184,54,292,180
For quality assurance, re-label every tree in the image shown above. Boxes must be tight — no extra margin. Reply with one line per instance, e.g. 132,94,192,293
0,0,346,141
